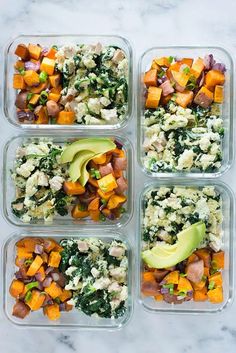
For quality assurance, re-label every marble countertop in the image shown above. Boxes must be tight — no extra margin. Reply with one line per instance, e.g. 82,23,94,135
0,0,236,352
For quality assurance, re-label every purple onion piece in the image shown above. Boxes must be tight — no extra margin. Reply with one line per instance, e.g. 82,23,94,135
15,271,23,280
17,110,35,123
43,295,54,306
107,213,115,220
35,272,44,282
37,282,44,291
212,62,226,73
42,276,52,288
114,139,123,149
187,290,193,296
34,244,44,255
24,61,40,72
203,54,215,70
42,47,49,56
45,266,54,275
59,303,66,311
160,287,169,294
51,272,60,281
157,76,167,85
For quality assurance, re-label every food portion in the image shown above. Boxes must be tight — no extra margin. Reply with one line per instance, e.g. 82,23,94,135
9,236,129,321
13,42,128,125
11,138,128,224
142,54,226,173
141,186,225,305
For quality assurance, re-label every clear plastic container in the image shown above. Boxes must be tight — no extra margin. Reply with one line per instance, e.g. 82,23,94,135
2,133,133,228
3,34,133,130
137,46,234,178
2,230,133,329
138,179,234,314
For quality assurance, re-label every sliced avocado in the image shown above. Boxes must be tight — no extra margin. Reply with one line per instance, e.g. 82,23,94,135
78,152,103,186
69,150,96,182
142,222,206,269
61,138,116,164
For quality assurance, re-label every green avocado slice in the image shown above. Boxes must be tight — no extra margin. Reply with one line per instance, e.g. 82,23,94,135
142,222,206,269
69,150,96,182
60,138,116,164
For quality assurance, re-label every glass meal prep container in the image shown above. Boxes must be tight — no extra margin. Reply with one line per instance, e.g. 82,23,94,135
2,230,133,329
137,46,234,178
3,34,133,130
2,133,133,228
138,179,234,314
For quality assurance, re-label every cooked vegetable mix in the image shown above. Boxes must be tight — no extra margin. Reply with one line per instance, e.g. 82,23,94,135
11,138,128,223
142,54,226,173
10,236,129,321
13,43,128,125
141,186,225,304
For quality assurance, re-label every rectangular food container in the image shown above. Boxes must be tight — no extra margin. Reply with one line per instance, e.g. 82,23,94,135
2,230,133,329
2,133,133,228
3,34,133,130
137,46,234,178
138,179,234,314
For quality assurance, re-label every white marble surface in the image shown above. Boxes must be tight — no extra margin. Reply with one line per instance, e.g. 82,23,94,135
0,0,236,352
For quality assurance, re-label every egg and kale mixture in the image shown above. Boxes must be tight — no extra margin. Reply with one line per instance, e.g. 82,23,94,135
143,186,223,252
143,102,224,173
60,238,128,319
56,43,128,125
11,140,71,223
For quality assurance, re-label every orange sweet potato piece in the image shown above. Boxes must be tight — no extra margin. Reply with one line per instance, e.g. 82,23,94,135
205,70,225,89
92,154,107,164
13,74,26,89
57,111,75,124
101,208,112,218
35,105,49,124
59,289,72,302
97,189,114,201
171,70,190,88
26,255,43,276
9,279,25,298
191,57,205,78
177,277,193,292
187,253,199,265
51,86,62,94
48,251,61,268
45,281,63,299
111,148,125,158
29,94,40,105
89,210,101,221
27,290,45,310
145,86,162,109
160,93,172,106
208,272,223,287
43,238,62,253
176,90,194,108
88,197,100,211
214,85,224,103
192,267,209,290
48,92,61,102
154,57,170,67
30,81,48,94
193,86,213,108
107,194,126,210
88,177,99,188
151,60,161,70
71,205,89,219
28,44,42,60
23,70,40,87
15,44,29,60
195,249,211,268
18,237,42,252
143,69,158,87
207,286,223,303
40,57,55,75
212,251,224,269
14,60,25,71
63,181,85,195
45,47,57,60
49,74,61,88
193,287,208,301
16,247,33,259
154,293,164,301
36,266,46,281
143,272,156,282
97,173,118,193
44,303,61,320
163,271,179,285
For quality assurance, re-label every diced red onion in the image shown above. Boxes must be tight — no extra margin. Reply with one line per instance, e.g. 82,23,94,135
34,244,44,254
42,276,52,288
160,287,169,294
157,76,167,85
44,240,52,251
35,272,44,282
114,139,123,149
212,63,226,73
107,213,115,220
43,295,54,306
17,110,35,123
25,61,40,72
42,47,49,56
203,54,215,70
59,303,66,311
37,282,44,291
45,266,54,275
15,271,23,279
51,272,60,281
